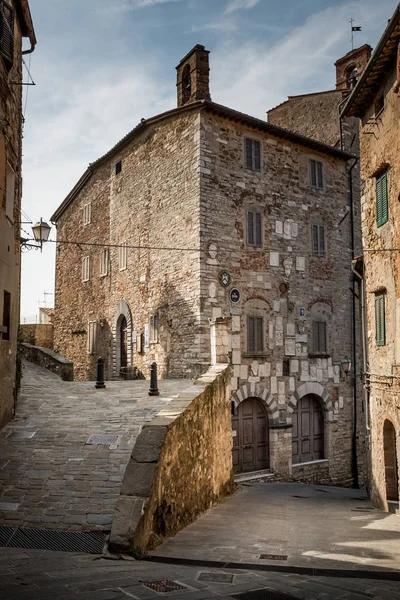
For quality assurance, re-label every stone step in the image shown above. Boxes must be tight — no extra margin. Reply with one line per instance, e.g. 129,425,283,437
234,469,274,484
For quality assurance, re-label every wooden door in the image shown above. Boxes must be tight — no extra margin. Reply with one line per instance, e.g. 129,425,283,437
384,420,399,501
232,398,269,474
120,316,128,369
292,395,324,464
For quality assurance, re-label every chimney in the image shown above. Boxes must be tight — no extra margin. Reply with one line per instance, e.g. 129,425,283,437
176,44,211,108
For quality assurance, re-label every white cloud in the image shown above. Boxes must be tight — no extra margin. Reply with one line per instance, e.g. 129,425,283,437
110,0,184,11
224,0,263,15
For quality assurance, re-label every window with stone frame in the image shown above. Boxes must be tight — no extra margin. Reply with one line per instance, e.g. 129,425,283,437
247,315,264,354
99,249,109,277
83,203,91,225
82,256,90,282
311,223,326,257
311,320,328,355
118,241,127,271
149,312,159,343
247,208,263,247
244,137,261,171
87,321,97,355
0,1,14,72
309,159,324,189
375,292,386,346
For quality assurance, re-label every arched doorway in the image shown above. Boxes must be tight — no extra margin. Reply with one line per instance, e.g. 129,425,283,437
292,394,324,464
119,316,128,373
232,397,269,474
384,420,399,502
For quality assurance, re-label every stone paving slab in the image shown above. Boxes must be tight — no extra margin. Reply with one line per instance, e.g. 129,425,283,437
150,482,400,574
0,546,400,599
0,360,191,531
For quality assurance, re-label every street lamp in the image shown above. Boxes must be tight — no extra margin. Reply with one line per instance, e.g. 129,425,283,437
341,356,351,376
21,218,51,251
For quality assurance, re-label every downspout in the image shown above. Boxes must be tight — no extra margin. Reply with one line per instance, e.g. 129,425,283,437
351,260,369,436
348,157,359,488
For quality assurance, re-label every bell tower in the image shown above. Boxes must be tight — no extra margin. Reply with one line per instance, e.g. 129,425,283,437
335,44,372,92
176,44,211,108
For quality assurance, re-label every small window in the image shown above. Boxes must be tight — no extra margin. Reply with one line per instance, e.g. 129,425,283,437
311,223,326,257
310,159,324,189
87,321,97,355
5,163,14,221
118,241,127,270
312,320,327,354
247,316,264,354
376,171,388,227
149,313,159,343
83,203,91,225
1,290,11,341
115,160,122,175
247,209,262,247
244,137,261,171
375,292,386,346
100,249,109,277
82,256,90,282
0,2,14,72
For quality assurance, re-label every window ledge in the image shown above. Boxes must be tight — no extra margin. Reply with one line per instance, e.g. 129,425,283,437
292,459,328,468
308,353,330,359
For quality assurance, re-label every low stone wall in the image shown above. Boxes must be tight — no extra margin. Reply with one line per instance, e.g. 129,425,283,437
21,344,73,381
20,324,54,350
109,364,234,555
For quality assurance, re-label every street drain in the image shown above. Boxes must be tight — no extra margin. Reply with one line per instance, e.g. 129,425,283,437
0,526,106,553
198,572,234,583
259,554,287,561
141,579,186,593
231,589,298,599
86,434,120,446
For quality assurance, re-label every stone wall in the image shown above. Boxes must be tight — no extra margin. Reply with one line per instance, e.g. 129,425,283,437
0,1,26,428
21,344,73,381
357,59,400,509
20,324,54,349
109,364,234,554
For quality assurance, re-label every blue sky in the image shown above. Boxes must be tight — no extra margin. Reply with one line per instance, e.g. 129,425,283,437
20,0,399,322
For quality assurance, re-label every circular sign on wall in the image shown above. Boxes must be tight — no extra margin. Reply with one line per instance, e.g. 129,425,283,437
230,288,241,304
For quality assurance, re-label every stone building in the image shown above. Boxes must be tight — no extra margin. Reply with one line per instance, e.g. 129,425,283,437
0,0,36,428
342,5,400,510
52,45,362,484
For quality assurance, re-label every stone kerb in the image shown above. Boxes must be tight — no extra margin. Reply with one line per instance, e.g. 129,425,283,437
108,363,234,555
21,343,74,381
287,382,334,422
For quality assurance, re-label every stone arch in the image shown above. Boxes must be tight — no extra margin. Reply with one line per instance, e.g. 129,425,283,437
112,298,133,377
231,382,279,425
287,382,334,422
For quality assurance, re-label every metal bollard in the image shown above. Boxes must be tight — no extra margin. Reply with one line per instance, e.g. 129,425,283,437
95,357,106,389
148,361,159,396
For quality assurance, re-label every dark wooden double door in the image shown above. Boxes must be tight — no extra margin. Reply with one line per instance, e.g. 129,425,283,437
384,419,399,502
232,398,269,474
292,394,324,464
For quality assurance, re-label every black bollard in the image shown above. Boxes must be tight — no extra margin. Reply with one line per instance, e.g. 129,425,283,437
148,361,159,396
95,357,106,389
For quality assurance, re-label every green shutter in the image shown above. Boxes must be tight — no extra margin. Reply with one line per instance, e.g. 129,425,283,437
375,293,386,346
376,172,388,227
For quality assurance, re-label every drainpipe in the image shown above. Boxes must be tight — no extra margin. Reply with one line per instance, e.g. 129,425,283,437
349,157,359,488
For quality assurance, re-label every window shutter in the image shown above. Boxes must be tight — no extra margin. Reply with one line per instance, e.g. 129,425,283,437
312,225,319,255
310,160,317,187
255,211,262,246
376,172,388,227
375,293,386,346
318,321,327,353
255,317,263,353
319,225,325,256
312,321,319,353
247,211,254,245
247,316,254,354
0,2,14,69
245,138,253,170
254,140,261,171
317,161,323,188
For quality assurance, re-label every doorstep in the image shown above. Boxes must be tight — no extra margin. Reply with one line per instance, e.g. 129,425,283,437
234,469,274,483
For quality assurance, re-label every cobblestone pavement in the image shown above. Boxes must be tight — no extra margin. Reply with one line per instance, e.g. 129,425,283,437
1,546,400,600
0,360,190,532
151,483,400,573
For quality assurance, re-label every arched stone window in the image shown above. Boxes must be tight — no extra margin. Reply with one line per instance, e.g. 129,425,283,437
346,65,358,89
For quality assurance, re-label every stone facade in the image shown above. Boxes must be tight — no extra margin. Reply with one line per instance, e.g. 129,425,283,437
0,1,36,428
342,7,400,510
20,323,54,349
52,45,364,485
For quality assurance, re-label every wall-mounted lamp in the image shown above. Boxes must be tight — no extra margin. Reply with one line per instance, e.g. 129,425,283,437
21,218,51,251
341,356,351,376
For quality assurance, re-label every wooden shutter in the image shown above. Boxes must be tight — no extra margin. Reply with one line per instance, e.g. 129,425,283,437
247,316,255,353
376,172,388,227
255,317,263,353
254,140,261,171
247,210,254,245
312,321,327,354
317,161,323,188
375,293,386,346
310,160,317,187
255,211,262,246
245,138,253,169
312,224,319,255
0,2,14,70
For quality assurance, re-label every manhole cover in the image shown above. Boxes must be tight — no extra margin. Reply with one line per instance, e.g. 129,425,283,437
141,579,186,593
198,572,234,583
9,431,36,440
231,589,298,599
0,526,106,553
86,434,120,446
259,554,287,561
